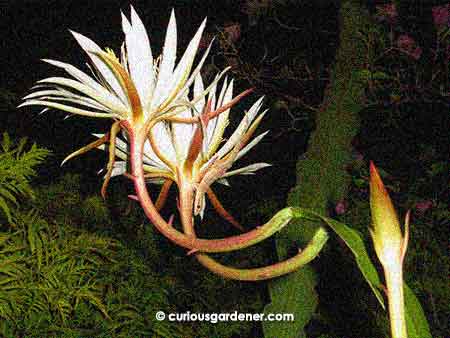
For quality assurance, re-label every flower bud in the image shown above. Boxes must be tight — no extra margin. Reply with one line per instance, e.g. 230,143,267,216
369,161,405,268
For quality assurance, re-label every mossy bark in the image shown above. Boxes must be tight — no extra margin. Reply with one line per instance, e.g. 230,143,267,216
264,1,370,337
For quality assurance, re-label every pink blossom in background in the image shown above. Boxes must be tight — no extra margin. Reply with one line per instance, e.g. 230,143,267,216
414,200,433,214
397,34,415,50
335,200,348,215
376,3,397,24
432,4,450,28
410,46,423,60
224,23,241,43
396,34,422,60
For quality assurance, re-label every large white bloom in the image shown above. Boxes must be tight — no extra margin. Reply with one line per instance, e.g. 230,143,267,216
98,75,271,215
20,6,224,124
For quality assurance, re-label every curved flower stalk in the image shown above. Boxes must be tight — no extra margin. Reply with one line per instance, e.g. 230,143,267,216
20,6,326,281
19,6,226,196
121,117,326,280
114,75,327,281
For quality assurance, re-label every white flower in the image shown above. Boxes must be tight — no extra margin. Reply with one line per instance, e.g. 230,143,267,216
99,75,271,216
20,6,225,125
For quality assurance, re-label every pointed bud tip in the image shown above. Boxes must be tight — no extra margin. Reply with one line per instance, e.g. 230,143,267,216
369,161,389,197
369,160,377,176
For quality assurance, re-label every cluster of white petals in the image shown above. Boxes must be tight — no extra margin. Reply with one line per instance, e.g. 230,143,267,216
20,6,270,215
20,6,223,124
99,75,270,186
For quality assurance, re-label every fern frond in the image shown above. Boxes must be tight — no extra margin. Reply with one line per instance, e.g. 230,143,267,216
0,133,50,224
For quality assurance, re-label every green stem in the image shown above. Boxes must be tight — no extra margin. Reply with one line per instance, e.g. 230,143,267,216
196,228,328,281
384,264,407,338
178,173,328,281
125,122,293,253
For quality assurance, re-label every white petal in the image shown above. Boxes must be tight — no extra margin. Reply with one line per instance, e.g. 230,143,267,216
121,11,132,33
193,73,205,115
120,42,128,71
222,163,272,178
156,18,206,111
217,178,230,186
174,67,229,120
18,100,117,118
39,108,50,115
214,97,265,160
124,6,154,109
110,161,127,177
26,88,113,112
235,130,269,161
70,30,127,103
32,95,110,112
145,177,166,185
172,107,195,162
41,59,126,110
204,78,219,146
169,40,216,109
198,195,206,219
142,138,169,169
152,9,177,111
206,79,232,156
37,77,128,116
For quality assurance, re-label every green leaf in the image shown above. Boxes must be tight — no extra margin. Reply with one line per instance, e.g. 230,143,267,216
0,188,18,207
1,132,11,152
263,266,317,338
404,283,432,338
291,207,385,309
0,197,13,224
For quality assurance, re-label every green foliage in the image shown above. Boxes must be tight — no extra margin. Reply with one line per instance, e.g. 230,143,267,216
265,2,368,337
30,173,85,227
0,201,186,337
291,208,385,309
404,284,432,338
0,132,50,224
292,207,432,338
0,209,117,335
0,147,264,337
264,267,317,338
0,138,183,337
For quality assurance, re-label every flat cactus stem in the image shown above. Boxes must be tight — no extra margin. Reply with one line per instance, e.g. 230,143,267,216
265,1,369,337
124,121,294,253
279,0,367,262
